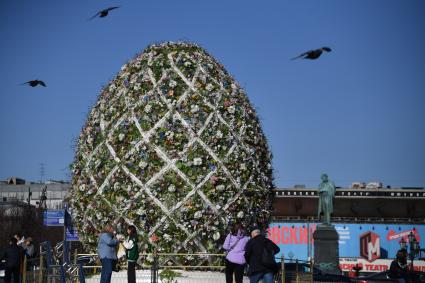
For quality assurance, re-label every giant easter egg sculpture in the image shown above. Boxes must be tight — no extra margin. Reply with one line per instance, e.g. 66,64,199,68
70,42,274,259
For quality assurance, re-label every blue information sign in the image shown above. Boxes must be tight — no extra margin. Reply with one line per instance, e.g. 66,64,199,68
66,226,79,241
43,210,65,226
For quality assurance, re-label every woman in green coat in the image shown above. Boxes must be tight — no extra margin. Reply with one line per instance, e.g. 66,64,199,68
123,225,139,283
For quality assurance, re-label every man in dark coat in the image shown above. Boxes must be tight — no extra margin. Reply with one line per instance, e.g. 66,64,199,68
0,238,22,283
244,227,280,283
389,249,410,282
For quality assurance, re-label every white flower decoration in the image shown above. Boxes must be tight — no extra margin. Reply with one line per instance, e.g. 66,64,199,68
109,84,116,92
138,160,148,168
193,157,202,166
191,105,199,113
165,131,174,138
194,211,202,219
216,185,225,191
168,185,176,193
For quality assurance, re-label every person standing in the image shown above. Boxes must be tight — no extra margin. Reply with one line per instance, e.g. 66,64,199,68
0,238,22,283
98,225,120,283
23,237,35,258
223,223,249,283
389,249,409,283
244,227,280,283
123,225,139,283
22,237,35,271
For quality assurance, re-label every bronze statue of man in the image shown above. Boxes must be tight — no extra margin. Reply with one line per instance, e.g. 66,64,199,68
317,173,336,225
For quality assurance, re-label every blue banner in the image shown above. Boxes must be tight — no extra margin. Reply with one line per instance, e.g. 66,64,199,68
267,222,425,262
65,226,79,241
43,210,65,226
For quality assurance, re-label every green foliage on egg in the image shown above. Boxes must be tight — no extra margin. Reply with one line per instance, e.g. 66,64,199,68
69,42,274,263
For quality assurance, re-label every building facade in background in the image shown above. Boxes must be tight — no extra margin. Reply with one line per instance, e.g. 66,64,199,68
0,178,69,210
271,186,425,272
1,177,425,273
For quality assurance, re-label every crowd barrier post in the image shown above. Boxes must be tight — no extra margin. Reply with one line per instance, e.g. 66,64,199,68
22,256,27,283
151,250,158,283
309,258,314,283
280,255,285,283
38,246,44,283
295,259,299,283
74,249,78,264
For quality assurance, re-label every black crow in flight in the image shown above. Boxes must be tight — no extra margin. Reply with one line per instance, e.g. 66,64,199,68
21,80,46,87
88,6,120,20
291,47,332,60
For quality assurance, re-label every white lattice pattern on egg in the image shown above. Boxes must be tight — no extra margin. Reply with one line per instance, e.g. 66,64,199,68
80,50,259,252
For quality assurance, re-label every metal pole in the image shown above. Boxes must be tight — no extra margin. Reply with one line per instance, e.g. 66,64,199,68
39,246,44,283
63,204,67,264
281,255,285,283
307,222,311,260
310,258,314,283
151,251,158,283
22,255,27,283
295,259,299,283
74,249,78,264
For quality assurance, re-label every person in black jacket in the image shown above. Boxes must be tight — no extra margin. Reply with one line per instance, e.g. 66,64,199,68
0,238,22,283
388,249,409,283
244,226,280,283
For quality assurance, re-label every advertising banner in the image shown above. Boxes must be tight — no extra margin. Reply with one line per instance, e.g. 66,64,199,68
267,222,425,272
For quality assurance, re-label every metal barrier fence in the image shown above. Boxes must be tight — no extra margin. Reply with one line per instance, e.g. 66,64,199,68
77,252,247,283
19,241,85,283
75,252,230,283
19,248,349,283
74,252,337,283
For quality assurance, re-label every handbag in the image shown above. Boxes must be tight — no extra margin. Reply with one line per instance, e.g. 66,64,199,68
117,242,126,259
112,259,121,272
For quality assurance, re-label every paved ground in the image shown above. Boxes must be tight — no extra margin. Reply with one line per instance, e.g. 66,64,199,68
85,269,251,283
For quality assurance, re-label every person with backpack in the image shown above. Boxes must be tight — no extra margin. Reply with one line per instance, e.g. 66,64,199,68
223,222,250,283
123,225,139,283
244,226,280,283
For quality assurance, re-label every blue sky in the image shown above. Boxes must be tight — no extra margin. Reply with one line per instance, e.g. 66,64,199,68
1,0,424,188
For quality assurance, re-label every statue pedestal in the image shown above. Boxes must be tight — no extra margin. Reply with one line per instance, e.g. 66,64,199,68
313,224,340,274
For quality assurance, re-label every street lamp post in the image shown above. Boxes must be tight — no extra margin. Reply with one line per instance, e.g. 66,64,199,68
399,237,407,250
399,231,421,271
407,231,420,271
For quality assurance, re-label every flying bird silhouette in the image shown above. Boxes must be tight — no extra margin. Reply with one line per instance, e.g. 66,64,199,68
21,80,46,87
88,6,120,20
291,47,332,60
